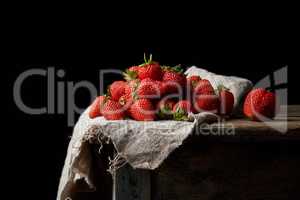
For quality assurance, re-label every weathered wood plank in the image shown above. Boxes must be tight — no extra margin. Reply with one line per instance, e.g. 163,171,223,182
201,105,300,138
114,164,151,200
203,118,300,137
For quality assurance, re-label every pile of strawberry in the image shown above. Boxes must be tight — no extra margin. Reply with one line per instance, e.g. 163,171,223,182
89,55,276,122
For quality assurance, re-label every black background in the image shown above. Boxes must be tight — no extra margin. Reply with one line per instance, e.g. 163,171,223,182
6,16,299,199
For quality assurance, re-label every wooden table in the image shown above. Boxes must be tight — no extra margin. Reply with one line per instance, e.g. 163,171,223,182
114,106,300,200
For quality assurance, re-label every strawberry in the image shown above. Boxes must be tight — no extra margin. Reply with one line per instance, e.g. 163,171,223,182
218,85,234,115
109,81,127,101
156,99,176,119
243,88,276,121
137,78,164,99
173,100,194,121
192,79,217,113
186,75,202,100
162,65,186,94
123,78,165,102
157,81,167,97
129,99,156,121
128,66,140,73
138,54,162,81
102,99,126,120
194,94,220,113
193,79,215,95
89,95,107,118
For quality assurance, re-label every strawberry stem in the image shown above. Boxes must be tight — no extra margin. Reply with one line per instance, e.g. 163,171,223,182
141,53,154,66
144,53,147,63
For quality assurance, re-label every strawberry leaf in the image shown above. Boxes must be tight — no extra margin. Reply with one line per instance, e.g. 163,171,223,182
123,69,138,81
161,65,183,73
173,107,188,121
172,65,183,73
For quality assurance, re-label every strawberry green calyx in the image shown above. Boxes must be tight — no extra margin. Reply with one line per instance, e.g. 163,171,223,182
161,65,171,71
173,107,189,121
161,64,183,73
157,105,173,119
123,69,138,81
172,64,184,73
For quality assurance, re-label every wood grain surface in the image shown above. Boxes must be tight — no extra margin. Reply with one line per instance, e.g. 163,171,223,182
201,105,300,138
153,140,300,200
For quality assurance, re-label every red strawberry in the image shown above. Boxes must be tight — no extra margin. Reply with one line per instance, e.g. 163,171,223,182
89,95,107,118
162,65,186,94
123,78,164,101
194,94,220,113
193,79,215,95
128,66,140,73
102,100,126,120
187,75,202,100
243,88,276,121
129,99,156,121
156,99,176,119
138,64,162,80
157,81,167,96
109,81,127,101
173,100,194,121
192,79,217,113
137,78,164,99
138,54,162,81
218,85,234,115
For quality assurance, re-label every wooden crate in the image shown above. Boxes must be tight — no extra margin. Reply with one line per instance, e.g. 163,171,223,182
114,106,300,200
